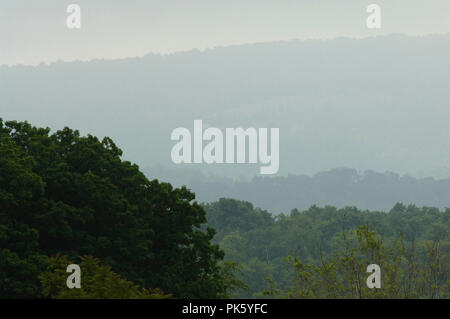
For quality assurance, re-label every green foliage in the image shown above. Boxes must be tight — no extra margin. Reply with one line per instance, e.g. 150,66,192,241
204,199,273,241
205,199,450,298
278,226,449,298
2,118,449,299
0,132,46,298
0,119,228,298
39,255,169,299
217,261,249,298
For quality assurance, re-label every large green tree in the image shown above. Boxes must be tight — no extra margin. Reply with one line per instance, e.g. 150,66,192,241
0,118,227,298
39,255,170,299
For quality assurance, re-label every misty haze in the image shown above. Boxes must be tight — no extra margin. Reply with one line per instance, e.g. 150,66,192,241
1,1,450,300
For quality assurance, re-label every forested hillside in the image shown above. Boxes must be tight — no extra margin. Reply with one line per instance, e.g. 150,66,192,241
2,34,450,178
204,198,450,298
0,119,448,299
0,119,233,298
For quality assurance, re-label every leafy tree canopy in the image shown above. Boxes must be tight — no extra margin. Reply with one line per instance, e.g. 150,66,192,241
0,118,228,298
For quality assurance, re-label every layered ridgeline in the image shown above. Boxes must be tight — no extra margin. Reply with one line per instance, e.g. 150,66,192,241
0,120,448,298
1,34,450,179
146,166,450,213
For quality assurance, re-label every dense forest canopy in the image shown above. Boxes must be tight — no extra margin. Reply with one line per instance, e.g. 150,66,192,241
0,118,231,298
204,199,450,298
0,119,448,299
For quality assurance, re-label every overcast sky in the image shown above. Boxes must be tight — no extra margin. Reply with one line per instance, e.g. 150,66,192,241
1,0,450,66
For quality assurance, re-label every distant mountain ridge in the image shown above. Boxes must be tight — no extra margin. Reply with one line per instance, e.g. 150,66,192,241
1,33,450,178
146,166,450,213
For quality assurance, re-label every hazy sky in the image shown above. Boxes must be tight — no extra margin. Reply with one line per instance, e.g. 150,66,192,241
1,0,450,65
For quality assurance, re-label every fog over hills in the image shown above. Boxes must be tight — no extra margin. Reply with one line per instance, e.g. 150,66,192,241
1,34,450,181
4,0,450,65
145,166,450,213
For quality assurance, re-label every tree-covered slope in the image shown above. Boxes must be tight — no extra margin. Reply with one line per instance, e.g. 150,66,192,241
0,118,229,298
204,198,450,298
